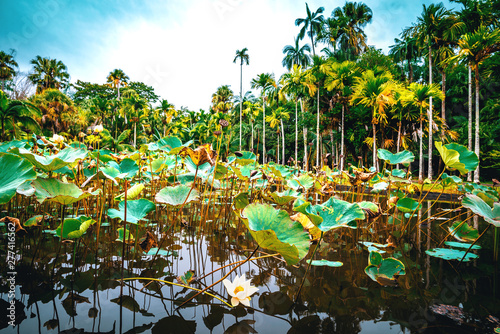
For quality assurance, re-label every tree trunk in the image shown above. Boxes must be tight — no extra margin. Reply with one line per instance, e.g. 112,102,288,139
251,120,254,151
277,129,280,163
441,71,446,139
427,46,433,180
295,100,298,167
281,118,285,165
474,66,480,183
239,63,243,151
134,122,137,148
316,87,320,168
263,95,266,164
303,127,308,171
372,120,377,171
409,60,413,83
467,65,473,182
340,104,345,171
419,108,424,183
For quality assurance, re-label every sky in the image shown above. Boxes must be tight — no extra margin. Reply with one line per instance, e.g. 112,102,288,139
0,0,456,111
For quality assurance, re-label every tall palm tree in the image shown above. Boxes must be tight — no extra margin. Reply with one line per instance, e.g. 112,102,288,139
0,50,18,93
156,99,176,136
389,36,420,83
406,83,444,182
450,26,500,182
251,73,275,164
266,107,290,165
28,56,70,94
233,48,250,150
330,1,373,59
323,60,359,171
295,3,325,56
242,101,261,151
282,38,311,70
30,88,75,135
211,85,234,114
121,91,148,147
106,69,129,101
0,91,41,140
351,70,396,171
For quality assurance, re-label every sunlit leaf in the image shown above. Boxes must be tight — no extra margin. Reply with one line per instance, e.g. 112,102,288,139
377,149,415,165
108,199,155,224
32,178,100,205
0,153,37,204
448,221,479,242
54,216,95,239
10,147,87,172
425,248,478,262
462,194,500,227
435,141,479,175
306,259,343,267
155,185,199,207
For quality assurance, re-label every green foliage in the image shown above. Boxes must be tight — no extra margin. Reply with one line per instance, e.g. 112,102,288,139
0,153,37,204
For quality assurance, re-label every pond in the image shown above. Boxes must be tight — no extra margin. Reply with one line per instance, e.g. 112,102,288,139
0,140,499,333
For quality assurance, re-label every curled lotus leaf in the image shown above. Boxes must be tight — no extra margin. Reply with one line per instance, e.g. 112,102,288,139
287,174,314,191
32,178,101,205
106,158,139,179
448,221,478,242
365,251,405,285
377,149,415,165
54,216,95,239
233,151,257,166
435,141,479,175
115,183,145,201
107,199,156,224
180,144,216,167
241,203,309,265
155,185,200,207
0,153,37,204
462,194,500,227
10,147,87,172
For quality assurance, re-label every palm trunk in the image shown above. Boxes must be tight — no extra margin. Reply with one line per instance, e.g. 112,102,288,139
263,96,266,164
419,107,424,183
473,66,480,183
239,63,243,151
316,87,320,168
281,118,285,165
427,46,433,180
467,64,473,182
251,120,254,151
301,100,307,170
409,60,413,83
372,121,377,171
340,104,345,171
133,122,137,148
277,129,280,163
295,100,298,167
441,71,446,139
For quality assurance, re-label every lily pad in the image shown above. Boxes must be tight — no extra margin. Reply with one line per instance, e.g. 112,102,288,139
425,248,478,262
365,251,405,284
54,216,95,239
0,154,37,204
462,194,500,227
32,178,101,205
155,185,200,207
448,221,479,242
306,259,343,267
377,149,415,165
241,203,310,265
444,241,481,250
10,147,87,172
107,199,156,224
435,141,479,175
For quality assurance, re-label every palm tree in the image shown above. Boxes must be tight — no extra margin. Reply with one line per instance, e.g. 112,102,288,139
406,83,444,182
282,38,311,70
212,85,234,114
323,60,359,171
242,101,261,152
251,73,275,164
351,70,396,171
295,3,325,56
30,88,75,135
106,69,129,101
389,36,420,83
121,91,148,148
233,48,250,150
330,1,373,59
155,99,177,136
0,91,41,140
450,26,500,182
266,107,290,164
0,50,18,92
28,56,70,94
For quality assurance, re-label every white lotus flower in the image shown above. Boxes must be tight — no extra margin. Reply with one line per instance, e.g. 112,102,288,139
51,134,64,144
94,124,104,133
223,274,259,307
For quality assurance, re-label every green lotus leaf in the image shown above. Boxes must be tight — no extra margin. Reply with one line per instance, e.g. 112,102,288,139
270,165,291,179
396,198,421,213
371,181,389,193
115,183,145,201
377,149,415,165
441,173,462,187
107,158,139,179
0,154,37,204
16,180,36,197
54,216,95,239
425,248,478,262
444,241,481,250
266,189,301,206
156,136,192,154
214,164,228,179
25,215,44,227
287,175,314,191
472,190,498,207
448,221,478,242
359,241,389,254
233,192,249,210
155,185,199,207
391,169,407,178
435,141,479,175
293,198,322,226
116,226,134,243
365,251,405,284
241,203,310,265
230,166,249,181
462,194,500,227
0,140,30,153
32,178,101,205
107,199,156,224
145,248,175,257
358,201,380,217
234,151,257,166
306,259,343,267
81,168,126,187
10,147,87,172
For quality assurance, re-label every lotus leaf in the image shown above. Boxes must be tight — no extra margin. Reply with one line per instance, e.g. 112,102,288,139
441,173,462,187
116,227,134,243
157,136,193,154
425,248,478,262
396,198,421,213
233,192,249,210
287,175,314,191
472,190,498,207
155,185,200,207
444,241,481,250
241,203,309,265
115,183,145,201
365,251,405,284
180,144,216,167
391,169,407,178
306,259,343,267
0,154,37,204
448,221,478,242
108,199,156,224
377,149,415,165
435,141,479,175
371,181,389,193
54,216,95,239
0,140,30,153
270,165,291,179
234,151,257,166
24,215,44,227
146,248,175,256
32,178,100,205
107,158,139,179
266,189,301,206
462,194,500,227
10,147,87,172
290,212,322,240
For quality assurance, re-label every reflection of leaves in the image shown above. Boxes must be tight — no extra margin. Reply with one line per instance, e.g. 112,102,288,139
62,292,90,317
139,231,158,253
224,319,257,334
176,270,195,286
203,305,227,331
124,322,153,334
228,304,247,318
152,315,196,334
43,319,59,330
258,291,293,315
110,295,153,316
288,315,321,334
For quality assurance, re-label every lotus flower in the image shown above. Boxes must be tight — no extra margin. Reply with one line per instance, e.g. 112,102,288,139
223,274,258,307
51,133,65,144
94,124,104,133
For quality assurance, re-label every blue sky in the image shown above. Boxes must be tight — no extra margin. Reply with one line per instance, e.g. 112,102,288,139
1,0,456,111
